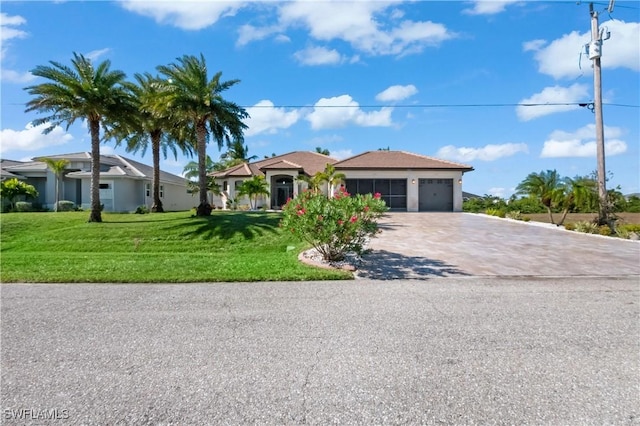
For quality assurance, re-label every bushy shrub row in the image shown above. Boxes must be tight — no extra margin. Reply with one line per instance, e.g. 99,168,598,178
564,221,640,239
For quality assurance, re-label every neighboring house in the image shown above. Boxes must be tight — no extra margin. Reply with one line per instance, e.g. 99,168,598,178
0,153,194,212
211,150,474,212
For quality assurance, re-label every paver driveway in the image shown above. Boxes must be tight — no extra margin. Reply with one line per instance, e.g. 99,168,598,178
357,213,640,279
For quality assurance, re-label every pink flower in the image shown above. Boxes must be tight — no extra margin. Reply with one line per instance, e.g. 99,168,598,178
297,208,306,216
350,216,358,223
363,206,370,212
337,219,344,225
374,192,381,199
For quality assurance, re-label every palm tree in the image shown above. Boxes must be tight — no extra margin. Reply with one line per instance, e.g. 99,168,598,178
555,177,597,226
182,156,220,201
156,54,248,216
107,73,194,213
318,163,346,197
237,175,270,210
221,138,257,167
516,170,563,224
297,163,346,196
25,52,133,222
39,158,69,211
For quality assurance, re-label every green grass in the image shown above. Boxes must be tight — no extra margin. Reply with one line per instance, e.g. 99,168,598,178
0,211,352,283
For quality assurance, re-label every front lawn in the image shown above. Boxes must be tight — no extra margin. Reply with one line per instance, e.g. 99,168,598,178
0,211,352,282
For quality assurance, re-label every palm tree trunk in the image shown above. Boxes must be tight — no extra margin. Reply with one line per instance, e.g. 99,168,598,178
557,209,570,226
88,118,102,222
54,175,60,212
545,206,555,225
151,130,164,213
196,122,211,216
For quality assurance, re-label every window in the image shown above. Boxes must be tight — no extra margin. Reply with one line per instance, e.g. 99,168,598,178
223,181,228,191
145,183,150,197
99,183,111,189
234,180,243,190
160,185,164,198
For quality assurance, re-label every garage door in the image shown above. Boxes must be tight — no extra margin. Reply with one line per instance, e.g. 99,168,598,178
418,179,453,211
345,179,407,210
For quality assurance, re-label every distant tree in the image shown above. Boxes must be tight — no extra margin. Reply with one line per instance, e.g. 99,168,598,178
516,170,596,225
378,147,390,151
315,147,330,156
156,54,248,216
1,178,38,211
237,175,269,210
182,156,220,201
25,52,133,222
221,139,257,166
39,158,69,211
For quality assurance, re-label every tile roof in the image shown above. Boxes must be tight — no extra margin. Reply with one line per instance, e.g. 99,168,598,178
334,151,474,171
211,151,337,178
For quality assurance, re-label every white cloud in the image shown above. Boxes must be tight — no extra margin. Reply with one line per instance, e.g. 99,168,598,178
462,1,520,15
86,48,111,61
244,100,300,137
436,143,529,162
306,95,393,130
118,0,246,30
525,20,640,79
517,83,589,121
273,2,456,57
1,69,35,83
237,24,281,46
330,149,354,160
0,13,27,42
375,84,418,102
0,123,74,155
540,124,627,158
293,46,344,66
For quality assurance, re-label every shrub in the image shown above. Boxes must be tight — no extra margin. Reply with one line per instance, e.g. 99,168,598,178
281,189,388,262
14,202,33,212
485,208,506,218
135,205,149,214
616,224,640,239
55,200,75,212
564,222,576,231
598,225,612,236
506,210,524,220
573,220,598,234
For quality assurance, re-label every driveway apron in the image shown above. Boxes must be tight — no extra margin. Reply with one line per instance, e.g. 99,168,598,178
357,213,640,279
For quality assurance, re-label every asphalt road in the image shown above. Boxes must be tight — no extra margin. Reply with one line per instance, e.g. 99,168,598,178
1,278,638,425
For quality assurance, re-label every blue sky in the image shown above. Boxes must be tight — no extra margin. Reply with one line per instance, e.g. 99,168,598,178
1,0,638,197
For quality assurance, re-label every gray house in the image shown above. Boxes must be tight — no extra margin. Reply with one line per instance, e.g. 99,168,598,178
1,152,194,212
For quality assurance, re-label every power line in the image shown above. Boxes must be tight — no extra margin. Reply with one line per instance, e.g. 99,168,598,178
4,101,639,109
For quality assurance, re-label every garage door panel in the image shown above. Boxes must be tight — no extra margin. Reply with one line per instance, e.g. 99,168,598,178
419,178,453,211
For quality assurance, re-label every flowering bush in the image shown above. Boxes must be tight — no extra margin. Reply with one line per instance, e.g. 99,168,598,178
281,188,388,261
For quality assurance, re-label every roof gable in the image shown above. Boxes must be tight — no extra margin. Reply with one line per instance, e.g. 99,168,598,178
334,151,473,171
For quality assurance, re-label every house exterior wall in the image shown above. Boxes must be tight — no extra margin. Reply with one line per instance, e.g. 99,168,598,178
339,169,465,212
145,181,195,211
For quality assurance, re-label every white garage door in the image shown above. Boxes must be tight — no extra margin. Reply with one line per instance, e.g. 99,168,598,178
418,179,453,211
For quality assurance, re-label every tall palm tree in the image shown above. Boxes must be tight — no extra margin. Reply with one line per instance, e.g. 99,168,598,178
39,158,69,211
107,73,194,213
25,52,133,222
156,54,248,216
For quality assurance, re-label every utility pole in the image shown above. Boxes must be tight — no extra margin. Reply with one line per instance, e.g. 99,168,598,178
589,2,610,225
